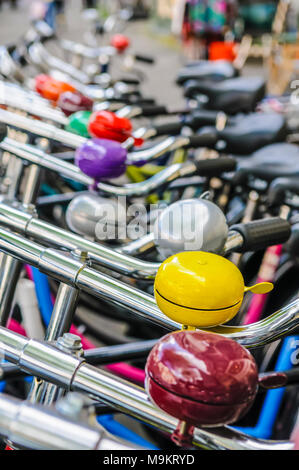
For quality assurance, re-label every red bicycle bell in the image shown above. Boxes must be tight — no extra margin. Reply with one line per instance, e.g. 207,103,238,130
145,330,258,447
88,110,143,146
58,91,93,116
35,74,77,102
111,34,130,53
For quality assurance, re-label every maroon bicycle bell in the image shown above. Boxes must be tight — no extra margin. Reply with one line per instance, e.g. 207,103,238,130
145,330,258,446
58,91,93,117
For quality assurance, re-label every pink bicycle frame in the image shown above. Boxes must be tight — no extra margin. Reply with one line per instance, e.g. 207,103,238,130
243,244,283,325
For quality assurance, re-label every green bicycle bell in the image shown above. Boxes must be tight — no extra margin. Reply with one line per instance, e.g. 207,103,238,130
65,111,92,138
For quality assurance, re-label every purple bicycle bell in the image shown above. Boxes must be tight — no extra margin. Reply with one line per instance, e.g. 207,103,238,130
75,138,128,181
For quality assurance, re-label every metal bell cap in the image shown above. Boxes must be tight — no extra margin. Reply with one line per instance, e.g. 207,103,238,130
66,192,128,241
75,138,127,180
153,198,228,259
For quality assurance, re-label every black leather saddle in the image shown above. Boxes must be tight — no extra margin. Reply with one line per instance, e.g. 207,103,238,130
184,77,266,114
177,60,238,85
235,143,299,184
185,112,287,155
219,113,287,155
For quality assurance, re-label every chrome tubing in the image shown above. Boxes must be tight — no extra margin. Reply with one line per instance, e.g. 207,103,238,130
119,233,156,256
0,392,138,450
0,201,252,280
0,82,68,124
0,255,22,326
0,81,52,106
0,95,68,126
0,111,86,147
0,226,177,331
96,162,196,197
60,39,115,60
27,42,91,85
206,299,299,348
224,230,244,254
0,138,198,197
0,328,292,451
1,137,91,183
0,47,25,83
0,225,298,346
22,164,42,206
0,110,198,165
45,283,80,342
133,126,158,141
116,105,146,120
0,148,44,326
0,201,160,280
127,136,190,164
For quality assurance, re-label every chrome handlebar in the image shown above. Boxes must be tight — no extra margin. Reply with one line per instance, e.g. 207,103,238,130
0,82,68,125
0,111,86,147
0,392,139,450
0,327,293,451
27,42,91,85
0,137,198,196
0,224,297,347
0,200,241,280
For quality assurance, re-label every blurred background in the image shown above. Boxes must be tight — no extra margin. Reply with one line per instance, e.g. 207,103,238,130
0,1,299,108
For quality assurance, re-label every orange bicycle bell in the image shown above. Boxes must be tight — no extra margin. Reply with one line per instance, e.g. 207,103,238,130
35,74,77,103
154,251,273,329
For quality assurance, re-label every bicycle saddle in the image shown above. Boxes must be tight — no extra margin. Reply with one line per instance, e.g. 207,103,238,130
184,77,266,114
235,144,299,183
219,113,287,155
177,60,238,85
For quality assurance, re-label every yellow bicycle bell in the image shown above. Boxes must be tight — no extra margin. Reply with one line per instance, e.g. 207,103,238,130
154,251,273,328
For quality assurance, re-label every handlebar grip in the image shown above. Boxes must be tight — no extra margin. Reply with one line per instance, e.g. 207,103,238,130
185,110,220,129
283,368,299,386
134,54,155,64
259,368,299,389
128,97,156,105
138,105,168,117
153,121,184,137
119,77,141,86
184,128,218,149
230,218,291,253
194,157,237,177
